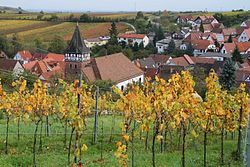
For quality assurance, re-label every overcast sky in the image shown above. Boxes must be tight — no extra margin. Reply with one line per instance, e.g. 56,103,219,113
1,0,250,12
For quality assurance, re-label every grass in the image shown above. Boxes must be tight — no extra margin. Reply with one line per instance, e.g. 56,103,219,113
0,115,245,167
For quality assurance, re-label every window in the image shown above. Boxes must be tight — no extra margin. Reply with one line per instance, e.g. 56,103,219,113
75,64,77,69
70,64,72,69
121,85,124,91
139,78,142,83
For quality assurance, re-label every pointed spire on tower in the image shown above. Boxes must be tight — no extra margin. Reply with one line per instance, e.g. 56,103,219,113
64,23,90,54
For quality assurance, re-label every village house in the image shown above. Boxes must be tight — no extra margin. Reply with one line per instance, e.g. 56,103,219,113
240,20,250,28
176,15,194,24
0,51,8,59
237,42,250,55
199,52,231,61
0,59,24,76
13,50,32,64
220,43,236,54
238,28,250,42
159,54,216,80
117,33,149,47
84,36,109,49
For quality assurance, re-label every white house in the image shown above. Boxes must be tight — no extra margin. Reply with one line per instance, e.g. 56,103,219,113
117,34,149,47
13,50,32,64
0,59,24,76
156,38,171,54
240,20,250,28
238,29,250,42
81,53,144,91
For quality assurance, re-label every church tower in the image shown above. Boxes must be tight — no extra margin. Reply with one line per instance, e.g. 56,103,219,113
64,23,90,77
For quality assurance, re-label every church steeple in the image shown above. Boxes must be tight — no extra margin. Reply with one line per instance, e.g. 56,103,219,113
64,23,90,62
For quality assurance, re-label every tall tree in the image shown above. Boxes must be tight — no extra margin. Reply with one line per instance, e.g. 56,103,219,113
11,34,23,56
219,58,236,91
166,39,176,54
0,35,10,55
108,21,118,45
199,22,204,33
232,47,243,63
185,43,194,56
48,35,66,54
227,34,233,43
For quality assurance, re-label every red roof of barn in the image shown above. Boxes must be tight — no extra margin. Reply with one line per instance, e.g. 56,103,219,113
118,34,146,39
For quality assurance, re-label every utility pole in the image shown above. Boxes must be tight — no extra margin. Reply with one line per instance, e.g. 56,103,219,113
74,72,82,163
247,112,250,167
93,86,99,144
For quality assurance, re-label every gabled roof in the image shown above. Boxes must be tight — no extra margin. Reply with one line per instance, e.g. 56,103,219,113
200,52,232,58
191,39,211,50
222,28,237,36
135,57,155,68
223,43,236,54
0,51,7,59
94,53,144,84
18,50,32,61
149,54,171,64
65,24,90,54
82,53,144,84
242,28,250,38
0,59,21,71
118,34,146,39
31,53,47,61
242,20,250,28
236,42,250,52
183,32,202,43
45,53,64,62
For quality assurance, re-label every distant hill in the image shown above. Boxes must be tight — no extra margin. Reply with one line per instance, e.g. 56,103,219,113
0,6,27,13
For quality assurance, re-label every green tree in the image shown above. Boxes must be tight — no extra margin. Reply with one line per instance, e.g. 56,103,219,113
107,45,122,55
199,22,204,33
97,48,107,57
133,42,139,52
136,11,144,19
108,21,118,45
122,48,134,60
139,42,144,49
232,47,243,63
49,14,59,21
227,34,233,43
219,58,236,91
0,35,10,55
11,34,23,56
80,14,91,22
48,36,66,54
185,43,194,56
166,39,176,54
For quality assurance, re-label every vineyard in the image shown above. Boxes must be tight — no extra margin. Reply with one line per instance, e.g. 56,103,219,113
0,20,130,42
0,70,249,167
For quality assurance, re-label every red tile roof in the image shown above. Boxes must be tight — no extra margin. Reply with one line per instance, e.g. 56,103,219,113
223,43,236,54
118,34,146,39
23,61,37,70
236,42,250,52
18,50,32,61
190,56,216,64
31,53,47,61
183,32,202,43
94,53,144,84
222,28,237,36
149,54,171,64
0,59,22,71
191,39,211,50
45,53,64,62
170,57,189,67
